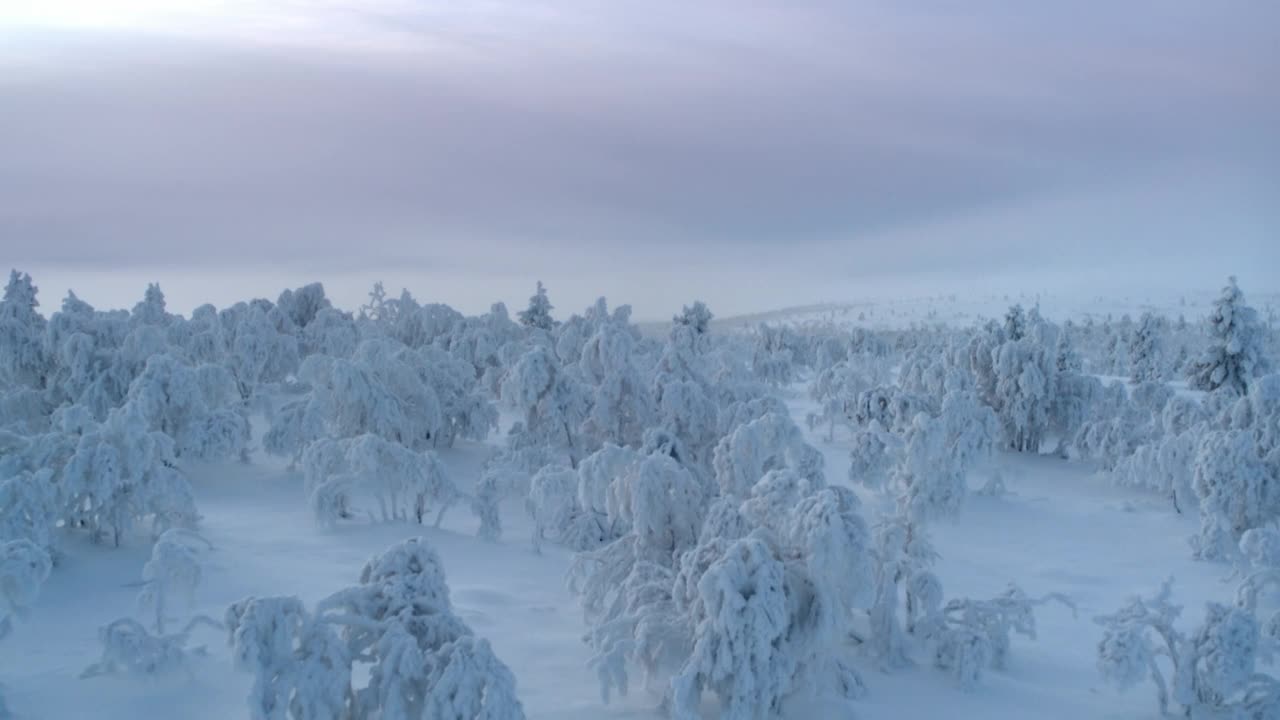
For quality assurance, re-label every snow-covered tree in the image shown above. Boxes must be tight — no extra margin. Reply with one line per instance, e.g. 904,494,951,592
0,270,49,389
712,411,809,498
138,529,212,634
1128,312,1167,384
808,356,891,442
0,539,52,641
891,399,995,522
1096,577,1280,717
1190,430,1279,562
225,301,301,401
517,281,555,332
301,307,359,359
131,283,171,328
0,469,60,554
472,460,524,542
226,595,351,720
302,435,459,529
409,346,497,448
290,340,444,451
670,533,791,720
992,333,1053,453
61,402,198,546
751,325,795,388
930,585,1074,691
501,346,590,469
673,301,713,338
1188,277,1271,395
127,354,249,461
578,305,654,449
526,464,609,552
304,537,526,720
0,538,51,715
81,616,220,679
276,283,332,333
571,422,877,714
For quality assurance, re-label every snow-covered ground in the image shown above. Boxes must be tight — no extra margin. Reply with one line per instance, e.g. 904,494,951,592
1,390,1237,719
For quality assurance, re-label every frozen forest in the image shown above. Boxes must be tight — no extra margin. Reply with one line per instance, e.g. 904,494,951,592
1,270,1278,719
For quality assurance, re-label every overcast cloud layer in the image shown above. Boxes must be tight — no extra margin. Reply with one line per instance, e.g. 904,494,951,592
1,1,1277,317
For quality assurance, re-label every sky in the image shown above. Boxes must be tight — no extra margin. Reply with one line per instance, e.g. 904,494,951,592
1,1,1277,319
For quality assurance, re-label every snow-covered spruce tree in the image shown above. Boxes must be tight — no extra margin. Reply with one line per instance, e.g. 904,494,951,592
1128,311,1168,384
299,537,526,720
517,281,555,332
130,283,172,328
501,345,590,469
1189,277,1271,395
0,270,49,390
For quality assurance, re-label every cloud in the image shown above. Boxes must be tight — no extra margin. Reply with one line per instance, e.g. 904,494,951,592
1,1,1276,316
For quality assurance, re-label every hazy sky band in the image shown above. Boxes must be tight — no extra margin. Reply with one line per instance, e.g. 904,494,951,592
1,1,1276,316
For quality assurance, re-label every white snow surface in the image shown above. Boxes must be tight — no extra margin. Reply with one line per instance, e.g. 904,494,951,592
0,395,1242,719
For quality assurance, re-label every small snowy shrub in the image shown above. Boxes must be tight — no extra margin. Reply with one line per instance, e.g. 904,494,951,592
0,539,52,640
138,529,212,634
81,616,220,679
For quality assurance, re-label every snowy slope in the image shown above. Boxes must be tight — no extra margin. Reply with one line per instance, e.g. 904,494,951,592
711,291,1280,334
